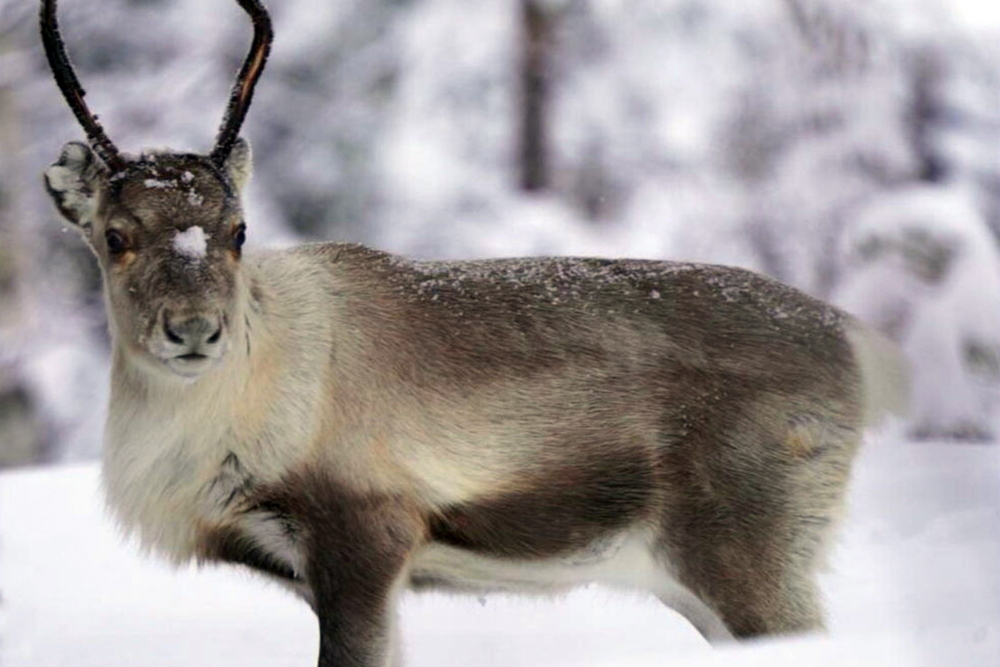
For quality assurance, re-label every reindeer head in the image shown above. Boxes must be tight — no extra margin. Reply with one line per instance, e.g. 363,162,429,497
40,0,271,380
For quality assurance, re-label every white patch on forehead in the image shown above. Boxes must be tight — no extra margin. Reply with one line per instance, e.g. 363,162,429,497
173,226,209,260
144,178,178,189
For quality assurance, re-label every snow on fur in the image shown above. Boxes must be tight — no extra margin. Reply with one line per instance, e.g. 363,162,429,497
173,226,209,260
143,178,177,189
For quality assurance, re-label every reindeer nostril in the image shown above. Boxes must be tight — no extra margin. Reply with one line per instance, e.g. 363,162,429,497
207,327,222,344
164,321,184,345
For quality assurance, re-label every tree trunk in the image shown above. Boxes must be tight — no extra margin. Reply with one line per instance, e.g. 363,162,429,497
518,0,551,192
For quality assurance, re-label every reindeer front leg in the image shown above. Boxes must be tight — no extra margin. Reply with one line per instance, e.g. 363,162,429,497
294,480,424,667
312,553,407,667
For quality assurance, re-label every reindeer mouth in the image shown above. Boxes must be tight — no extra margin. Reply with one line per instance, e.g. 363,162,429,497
150,310,228,379
163,350,222,379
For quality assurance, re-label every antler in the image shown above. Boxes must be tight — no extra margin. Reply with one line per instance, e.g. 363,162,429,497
39,0,127,172
210,0,273,167
40,0,272,172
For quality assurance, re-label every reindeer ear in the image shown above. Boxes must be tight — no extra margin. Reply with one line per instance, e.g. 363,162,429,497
223,138,253,194
43,142,107,234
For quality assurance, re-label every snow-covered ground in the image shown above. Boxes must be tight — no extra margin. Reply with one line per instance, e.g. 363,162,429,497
1,430,997,666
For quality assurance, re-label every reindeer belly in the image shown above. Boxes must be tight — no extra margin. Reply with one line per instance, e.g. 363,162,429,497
410,527,675,596
427,450,659,560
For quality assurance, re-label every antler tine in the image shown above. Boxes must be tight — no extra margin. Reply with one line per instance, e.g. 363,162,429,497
211,0,273,167
39,0,127,173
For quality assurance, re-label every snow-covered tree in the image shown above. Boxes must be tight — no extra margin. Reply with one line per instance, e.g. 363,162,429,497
2,0,998,465
834,186,1000,440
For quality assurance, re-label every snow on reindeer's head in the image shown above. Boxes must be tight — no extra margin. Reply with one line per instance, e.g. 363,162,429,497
39,0,269,380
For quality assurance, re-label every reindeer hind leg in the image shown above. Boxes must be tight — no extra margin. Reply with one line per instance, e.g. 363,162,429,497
655,421,858,638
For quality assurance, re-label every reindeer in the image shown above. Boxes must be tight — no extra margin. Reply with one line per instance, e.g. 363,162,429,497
40,1,908,665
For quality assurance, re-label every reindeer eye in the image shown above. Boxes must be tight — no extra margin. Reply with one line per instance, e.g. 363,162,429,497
105,229,129,255
232,224,247,252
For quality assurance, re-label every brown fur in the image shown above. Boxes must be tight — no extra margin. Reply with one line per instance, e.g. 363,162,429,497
43,142,905,667
38,5,901,661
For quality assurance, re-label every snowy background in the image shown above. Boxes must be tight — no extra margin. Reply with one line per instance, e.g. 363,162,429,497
1,0,999,465
0,0,998,664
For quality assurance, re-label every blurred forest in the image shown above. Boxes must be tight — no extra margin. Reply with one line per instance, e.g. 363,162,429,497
1,0,998,467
